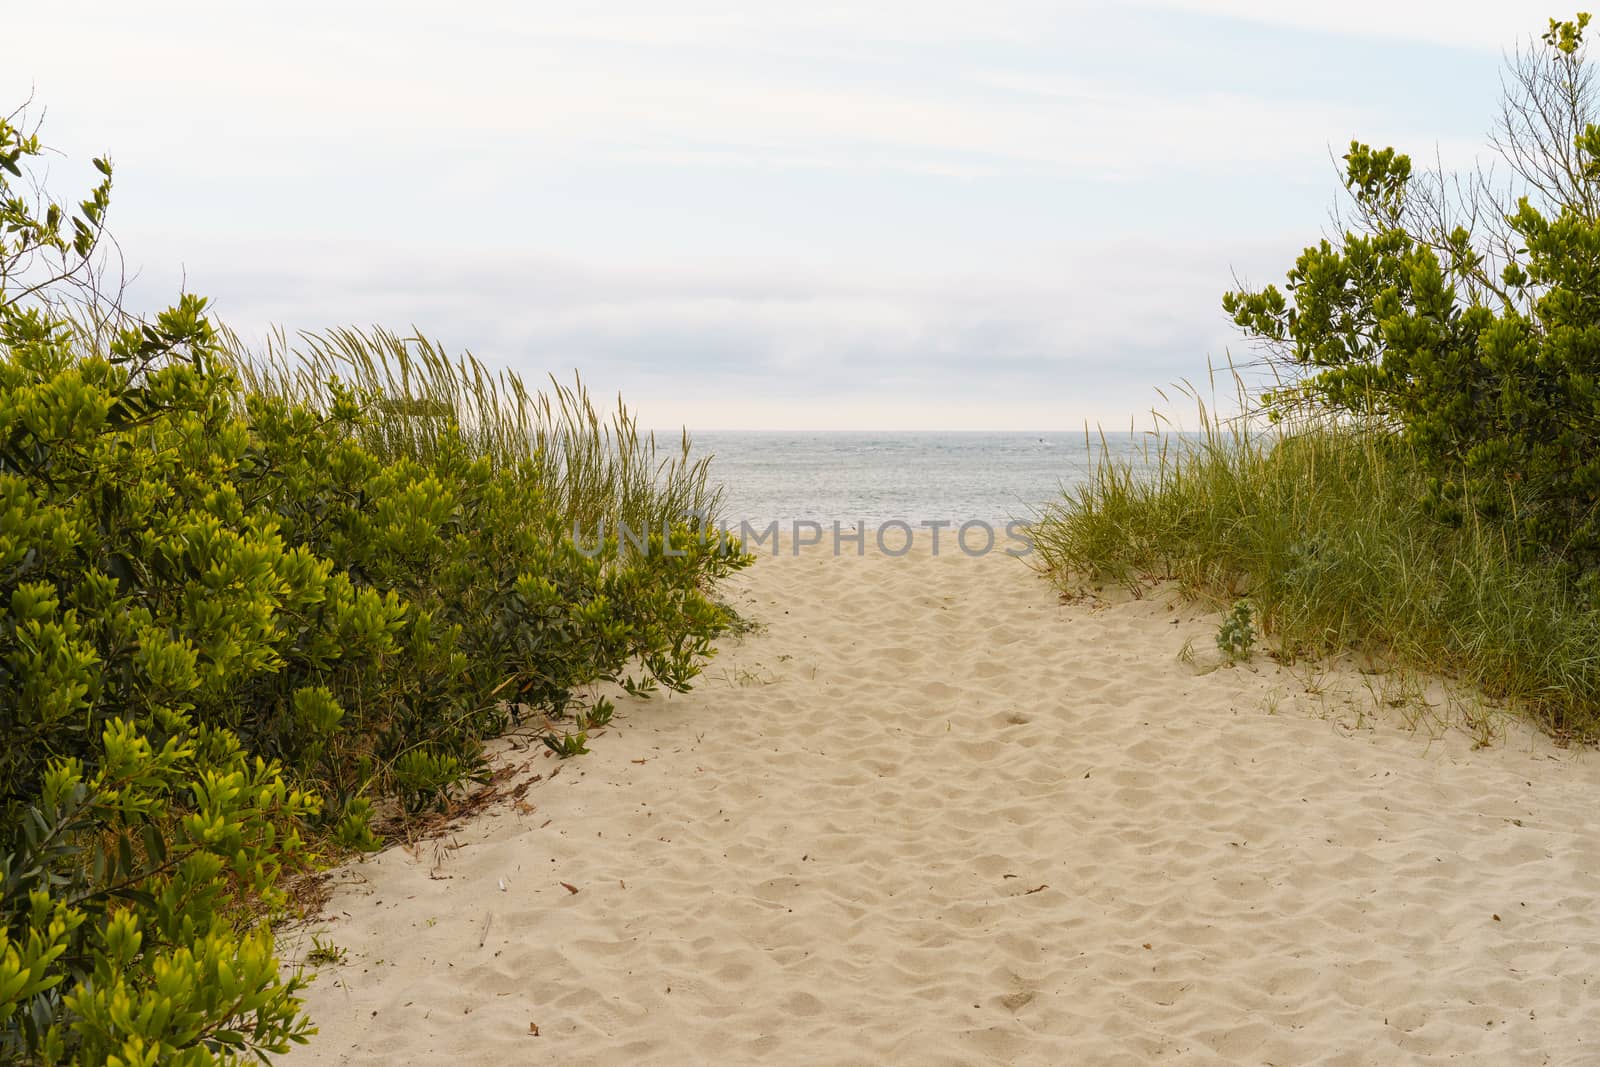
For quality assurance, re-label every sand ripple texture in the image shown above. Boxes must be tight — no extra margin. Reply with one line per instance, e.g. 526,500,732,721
287,547,1600,1065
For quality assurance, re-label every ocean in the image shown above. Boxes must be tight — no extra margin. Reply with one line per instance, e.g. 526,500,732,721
688,431,1162,529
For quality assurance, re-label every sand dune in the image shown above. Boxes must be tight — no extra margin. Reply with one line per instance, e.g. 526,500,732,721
285,544,1600,1065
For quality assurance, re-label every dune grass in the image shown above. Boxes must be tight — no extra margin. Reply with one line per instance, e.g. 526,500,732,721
1033,401,1600,741
223,325,722,533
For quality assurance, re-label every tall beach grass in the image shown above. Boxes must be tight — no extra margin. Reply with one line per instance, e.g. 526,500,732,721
1033,392,1600,740
223,325,723,533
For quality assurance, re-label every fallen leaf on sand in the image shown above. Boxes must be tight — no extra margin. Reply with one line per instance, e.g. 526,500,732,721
1024,884,1048,895
528,1022,540,1036
560,882,580,894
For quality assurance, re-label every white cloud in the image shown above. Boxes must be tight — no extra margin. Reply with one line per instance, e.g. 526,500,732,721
10,1,1477,182
4,1,1527,430
137,235,1260,430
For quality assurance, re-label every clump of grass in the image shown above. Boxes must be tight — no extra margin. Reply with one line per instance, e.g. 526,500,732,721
223,325,722,533
1034,389,1600,740
305,935,348,967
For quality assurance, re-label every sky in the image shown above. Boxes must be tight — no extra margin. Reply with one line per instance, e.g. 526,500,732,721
6,1,1562,430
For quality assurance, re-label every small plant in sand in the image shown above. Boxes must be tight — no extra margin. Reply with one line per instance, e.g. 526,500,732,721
575,697,615,731
306,935,348,967
543,731,590,758
1216,600,1257,663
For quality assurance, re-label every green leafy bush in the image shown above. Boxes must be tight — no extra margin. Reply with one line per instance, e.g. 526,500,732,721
1,101,748,1062
1029,13,1600,736
1224,15,1600,571
0,719,318,1064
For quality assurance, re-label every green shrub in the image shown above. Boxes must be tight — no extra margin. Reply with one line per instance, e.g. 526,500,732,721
0,297,403,824
1223,14,1600,571
0,719,317,1064
1037,14,1600,737
1,111,746,816
1,101,748,1062
230,385,745,811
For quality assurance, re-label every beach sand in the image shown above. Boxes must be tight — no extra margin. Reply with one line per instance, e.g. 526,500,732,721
286,543,1600,1065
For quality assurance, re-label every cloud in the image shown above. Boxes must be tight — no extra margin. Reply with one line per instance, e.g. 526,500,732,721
11,1,1480,183
127,236,1262,431
6,1,1519,430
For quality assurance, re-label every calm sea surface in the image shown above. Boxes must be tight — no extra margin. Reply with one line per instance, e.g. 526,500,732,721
688,431,1164,528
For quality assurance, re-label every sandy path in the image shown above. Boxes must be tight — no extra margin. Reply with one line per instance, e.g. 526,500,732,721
287,546,1600,1065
